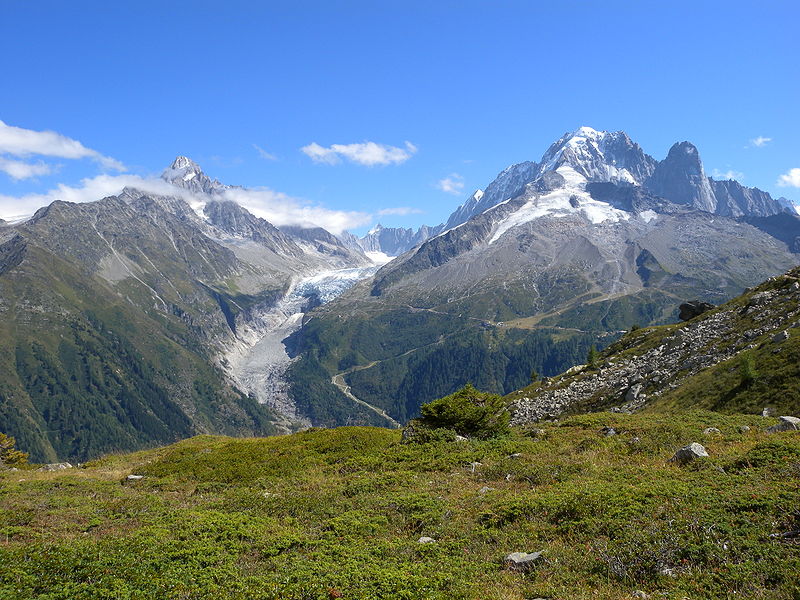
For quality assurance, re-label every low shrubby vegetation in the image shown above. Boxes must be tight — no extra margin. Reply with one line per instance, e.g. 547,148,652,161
1,408,798,599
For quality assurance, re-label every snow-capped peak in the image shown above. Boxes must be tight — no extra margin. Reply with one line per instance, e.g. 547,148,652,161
169,156,201,172
161,156,226,196
536,127,653,186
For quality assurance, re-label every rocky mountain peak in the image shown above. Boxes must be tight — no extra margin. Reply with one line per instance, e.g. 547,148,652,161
161,156,225,195
537,127,656,185
645,141,716,212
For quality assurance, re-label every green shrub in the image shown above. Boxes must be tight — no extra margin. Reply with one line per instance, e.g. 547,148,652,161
417,384,510,438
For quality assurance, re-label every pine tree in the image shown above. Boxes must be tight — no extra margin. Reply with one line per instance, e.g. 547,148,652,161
0,432,28,466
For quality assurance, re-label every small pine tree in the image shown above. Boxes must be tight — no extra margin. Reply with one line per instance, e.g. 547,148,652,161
530,368,539,384
0,432,28,466
587,345,599,369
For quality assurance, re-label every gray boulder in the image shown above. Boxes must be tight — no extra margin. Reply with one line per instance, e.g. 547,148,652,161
504,550,545,571
703,427,721,435
418,536,436,544
767,416,800,433
669,442,709,464
771,330,790,343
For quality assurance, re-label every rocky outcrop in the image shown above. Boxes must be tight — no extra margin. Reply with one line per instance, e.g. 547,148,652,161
678,300,715,321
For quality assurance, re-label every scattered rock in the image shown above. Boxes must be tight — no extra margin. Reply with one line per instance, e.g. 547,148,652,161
455,435,469,442
417,536,436,544
679,300,715,321
37,462,73,472
762,407,775,417
625,384,643,402
469,461,482,472
669,442,708,464
507,453,522,459
771,330,790,343
631,592,651,599
478,486,494,494
703,427,721,435
738,425,751,433
767,416,800,433
126,474,144,481
601,426,617,437
400,424,417,441
503,550,545,571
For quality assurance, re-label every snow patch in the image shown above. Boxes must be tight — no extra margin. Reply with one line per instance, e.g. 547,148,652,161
639,210,658,223
488,171,629,244
366,250,393,265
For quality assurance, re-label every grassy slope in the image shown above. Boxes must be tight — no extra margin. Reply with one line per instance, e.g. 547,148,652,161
1,414,798,599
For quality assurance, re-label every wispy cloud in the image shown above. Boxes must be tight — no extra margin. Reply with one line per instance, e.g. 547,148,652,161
436,173,464,195
376,206,424,216
222,187,370,234
0,120,125,171
0,174,176,220
0,157,54,180
711,168,744,181
301,140,417,166
253,143,277,161
0,172,372,235
777,168,800,188
750,136,772,148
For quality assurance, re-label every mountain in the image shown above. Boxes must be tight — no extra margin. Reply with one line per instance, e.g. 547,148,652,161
508,265,800,421
286,127,800,428
356,223,441,257
0,158,382,461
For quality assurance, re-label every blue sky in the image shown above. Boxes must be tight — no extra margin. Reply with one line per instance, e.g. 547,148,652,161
1,0,798,233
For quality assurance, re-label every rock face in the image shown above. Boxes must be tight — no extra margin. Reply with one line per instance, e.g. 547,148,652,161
679,300,715,321
669,443,709,464
645,142,717,212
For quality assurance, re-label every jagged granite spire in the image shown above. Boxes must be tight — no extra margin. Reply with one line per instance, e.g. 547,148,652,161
161,156,227,195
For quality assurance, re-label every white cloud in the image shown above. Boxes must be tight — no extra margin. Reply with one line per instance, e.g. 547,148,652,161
301,140,417,166
222,187,370,234
711,168,744,181
0,157,54,180
777,168,800,188
0,120,125,171
751,136,772,148
376,206,424,216
253,144,277,161
436,173,464,195
0,173,371,235
0,174,183,220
